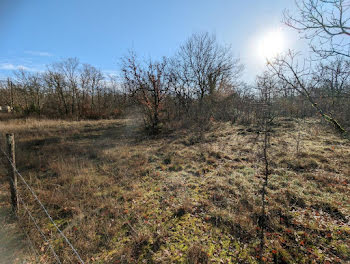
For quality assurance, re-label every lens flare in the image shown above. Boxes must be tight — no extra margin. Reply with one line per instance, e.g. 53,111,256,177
257,29,285,61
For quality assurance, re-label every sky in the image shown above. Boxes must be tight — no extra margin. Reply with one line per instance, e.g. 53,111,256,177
0,0,308,84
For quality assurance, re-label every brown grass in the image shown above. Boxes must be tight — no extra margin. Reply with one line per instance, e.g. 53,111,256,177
0,117,349,263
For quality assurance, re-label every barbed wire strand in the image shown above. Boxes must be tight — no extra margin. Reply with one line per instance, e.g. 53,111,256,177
17,192,62,264
0,149,42,263
0,147,84,264
1,174,43,262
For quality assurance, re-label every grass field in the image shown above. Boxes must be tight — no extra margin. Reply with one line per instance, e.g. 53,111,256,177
0,117,349,263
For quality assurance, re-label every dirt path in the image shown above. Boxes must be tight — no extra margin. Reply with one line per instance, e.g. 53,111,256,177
0,186,34,264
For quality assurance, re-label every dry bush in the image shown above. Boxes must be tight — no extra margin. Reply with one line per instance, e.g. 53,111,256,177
186,244,209,264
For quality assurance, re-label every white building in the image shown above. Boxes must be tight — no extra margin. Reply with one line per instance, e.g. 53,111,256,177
0,106,13,113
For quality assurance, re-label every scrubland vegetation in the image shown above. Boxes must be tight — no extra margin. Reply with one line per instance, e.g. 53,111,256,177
0,117,349,263
1,0,350,263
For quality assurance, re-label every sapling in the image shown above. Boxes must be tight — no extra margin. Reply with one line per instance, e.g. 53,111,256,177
256,72,276,262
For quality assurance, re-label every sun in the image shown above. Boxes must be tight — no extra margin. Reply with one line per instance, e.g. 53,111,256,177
257,29,285,61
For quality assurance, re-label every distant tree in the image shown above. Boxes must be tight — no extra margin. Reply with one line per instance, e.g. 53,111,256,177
3,78,16,109
0,57,125,119
122,52,171,133
315,57,350,109
54,58,80,116
14,70,44,115
173,32,243,105
80,64,104,117
44,67,69,116
313,57,350,126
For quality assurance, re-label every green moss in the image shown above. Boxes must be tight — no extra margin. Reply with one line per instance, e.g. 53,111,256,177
335,243,350,257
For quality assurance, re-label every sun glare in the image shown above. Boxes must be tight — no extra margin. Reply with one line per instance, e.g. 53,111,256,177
257,29,285,61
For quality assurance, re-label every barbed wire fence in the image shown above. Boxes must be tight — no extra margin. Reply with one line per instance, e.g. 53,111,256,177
0,133,85,264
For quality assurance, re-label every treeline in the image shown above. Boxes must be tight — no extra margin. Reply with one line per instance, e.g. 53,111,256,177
0,33,248,129
1,31,350,134
0,59,125,119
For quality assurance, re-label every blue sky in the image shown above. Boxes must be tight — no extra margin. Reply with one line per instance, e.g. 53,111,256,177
0,0,308,83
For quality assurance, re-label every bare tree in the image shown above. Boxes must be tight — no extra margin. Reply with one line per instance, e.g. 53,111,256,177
168,58,194,118
284,0,350,58
0,58,124,119
255,72,277,261
14,70,44,115
174,32,243,104
54,58,80,116
315,57,350,111
268,51,347,134
5,78,16,109
80,64,104,116
44,68,69,116
122,52,171,133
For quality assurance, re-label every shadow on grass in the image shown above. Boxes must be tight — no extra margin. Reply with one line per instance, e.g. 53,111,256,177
0,189,30,263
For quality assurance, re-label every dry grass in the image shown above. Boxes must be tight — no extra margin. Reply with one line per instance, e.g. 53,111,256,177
0,117,349,263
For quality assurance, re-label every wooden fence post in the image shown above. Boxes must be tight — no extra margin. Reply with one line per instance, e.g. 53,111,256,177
6,133,18,213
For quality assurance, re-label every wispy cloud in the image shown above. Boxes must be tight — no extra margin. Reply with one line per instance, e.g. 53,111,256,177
25,50,53,57
103,70,119,77
0,63,46,73
0,63,30,71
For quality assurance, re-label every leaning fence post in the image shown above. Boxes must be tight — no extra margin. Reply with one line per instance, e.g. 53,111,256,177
6,133,18,213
